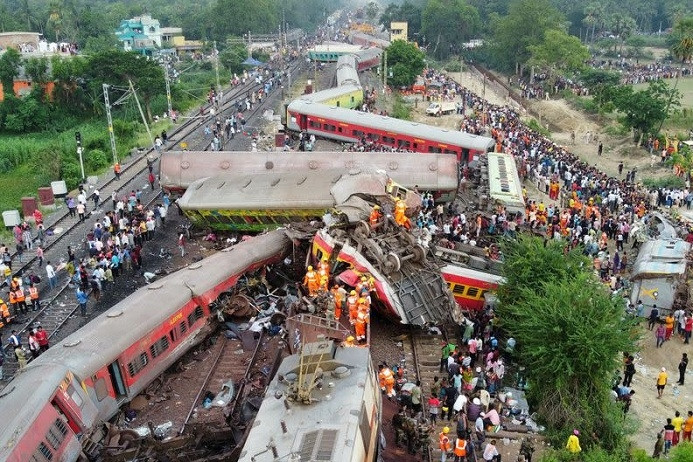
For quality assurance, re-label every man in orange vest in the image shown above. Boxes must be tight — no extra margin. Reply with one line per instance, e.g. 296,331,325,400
303,266,319,296
0,297,11,327
394,199,408,227
8,290,17,317
114,162,121,180
355,310,367,342
14,287,27,315
28,282,40,311
369,205,382,229
378,364,396,397
347,290,359,325
453,436,468,462
439,427,452,462
331,285,343,320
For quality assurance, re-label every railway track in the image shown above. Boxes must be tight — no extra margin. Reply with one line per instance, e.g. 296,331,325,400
0,60,306,381
402,326,458,462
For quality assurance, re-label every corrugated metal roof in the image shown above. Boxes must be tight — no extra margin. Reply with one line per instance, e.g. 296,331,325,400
287,100,494,151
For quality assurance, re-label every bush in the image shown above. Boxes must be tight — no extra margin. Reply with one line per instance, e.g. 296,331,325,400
392,94,411,120
86,149,110,172
604,124,629,137
443,61,463,72
527,118,551,137
642,175,686,189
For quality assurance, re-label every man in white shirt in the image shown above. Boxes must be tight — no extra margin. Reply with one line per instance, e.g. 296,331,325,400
45,262,57,290
482,440,500,461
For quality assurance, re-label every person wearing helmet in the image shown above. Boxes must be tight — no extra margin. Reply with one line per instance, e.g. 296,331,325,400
303,265,319,296
395,198,409,228
369,204,382,229
347,290,359,324
566,430,581,453
331,285,344,320
378,364,396,397
439,427,452,462
343,336,356,347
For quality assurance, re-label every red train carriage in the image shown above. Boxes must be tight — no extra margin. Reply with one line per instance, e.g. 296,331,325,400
440,264,505,312
0,231,292,462
286,99,494,161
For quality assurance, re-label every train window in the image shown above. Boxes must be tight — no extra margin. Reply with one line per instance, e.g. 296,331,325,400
150,336,170,359
351,96,355,103
398,140,411,149
127,352,149,378
382,136,395,145
452,284,466,295
428,146,442,153
413,143,418,149
30,443,53,461
188,306,204,328
180,320,187,335
368,134,380,142
45,418,68,450
443,149,457,155
466,287,479,298
352,130,364,137
93,377,109,402
322,123,330,130
462,148,470,162
170,328,178,343
337,127,342,133
309,120,320,128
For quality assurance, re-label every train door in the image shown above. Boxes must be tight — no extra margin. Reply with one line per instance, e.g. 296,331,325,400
51,398,82,435
300,114,308,130
107,361,127,399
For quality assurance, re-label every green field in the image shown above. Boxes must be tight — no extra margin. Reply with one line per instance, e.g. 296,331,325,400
634,76,693,108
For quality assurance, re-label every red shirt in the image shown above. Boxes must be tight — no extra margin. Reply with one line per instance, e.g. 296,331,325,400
685,318,693,333
35,330,48,346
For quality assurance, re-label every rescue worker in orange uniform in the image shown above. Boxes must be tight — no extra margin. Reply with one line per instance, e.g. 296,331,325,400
28,282,40,311
439,427,452,462
14,286,27,315
355,309,367,342
347,290,359,325
394,199,409,228
303,265,319,296
0,298,11,327
8,290,17,316
453,437,468,462
378,364,396,397
318,258,330,290
369,205,382,229
331,285,343,320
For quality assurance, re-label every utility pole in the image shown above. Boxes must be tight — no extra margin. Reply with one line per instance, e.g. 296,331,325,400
247,31,252,59
128,80,155,151
102,84,118,164
383,51,387,93
213,40,221,95
314,59,317,93
163,63,173,120
75,131,85,182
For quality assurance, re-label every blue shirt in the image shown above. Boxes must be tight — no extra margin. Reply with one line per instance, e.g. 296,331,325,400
76,290,88,304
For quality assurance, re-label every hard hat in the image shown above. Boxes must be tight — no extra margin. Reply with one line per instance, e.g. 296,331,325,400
350,290,357,295
307,265,313,271
358,298,366,303
443,427,450,434
361,276,367,281
346,336,355,342
374,205,380,209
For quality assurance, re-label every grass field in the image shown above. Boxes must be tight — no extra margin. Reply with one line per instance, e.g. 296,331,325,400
634,76,693,108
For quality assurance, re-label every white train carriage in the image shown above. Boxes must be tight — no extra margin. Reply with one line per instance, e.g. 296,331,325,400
238,341,381,462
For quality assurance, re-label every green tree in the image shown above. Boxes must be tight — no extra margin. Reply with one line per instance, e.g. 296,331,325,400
421,0,480,60
86,50,165,121
220,42,249,75
528,29,589,74
0,48,22,99
488,0,566,74
497,236,637,450
365,1,379,21
578,68,620,112
51,55,89,112
212,0,278,38
611,80,681,142
582,2,606,44
385,40,425,88
608,14,637,54
670,17,693,77
24,57,49,84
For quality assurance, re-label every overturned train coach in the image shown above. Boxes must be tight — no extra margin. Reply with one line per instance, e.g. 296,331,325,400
0,231,292,462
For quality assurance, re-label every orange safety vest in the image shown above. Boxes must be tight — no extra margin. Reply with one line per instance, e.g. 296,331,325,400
0,301,9,317
454,438,467,457
369,209,381,227
28,287,38,300
347,295,358,311
332,288,343,307
439,433,451,452
14,288,25,302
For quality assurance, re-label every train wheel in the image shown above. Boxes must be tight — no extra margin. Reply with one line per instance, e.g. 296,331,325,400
383,252,401,274
412,244,427,263
353,220,371,239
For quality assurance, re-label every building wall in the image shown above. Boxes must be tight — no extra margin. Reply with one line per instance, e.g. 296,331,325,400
389,22,408,42
0,80,55,102
0,32,41,49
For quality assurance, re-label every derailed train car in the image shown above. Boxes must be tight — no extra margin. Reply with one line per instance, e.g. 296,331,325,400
0,232,292,462
160,150,459,197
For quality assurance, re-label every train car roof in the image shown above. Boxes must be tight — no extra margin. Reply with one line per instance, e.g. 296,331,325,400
486,152,525,212
308,43,363,54
238,342,373,462
442,264,506,284
0,364,73,457
177,170,395,211
300,84,362,103
349,31,391,48
287,100,495,151
160,151,459,192
28,231,291,379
